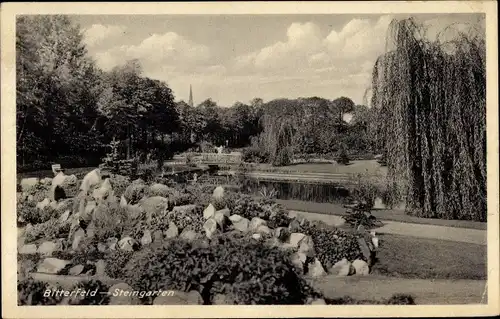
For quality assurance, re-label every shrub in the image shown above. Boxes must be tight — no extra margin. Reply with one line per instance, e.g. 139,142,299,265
348,173,380,210
337,147,350,165
109,175,131,197
162,205,204,233
123,233,321,305
242,146,268,163
18,278,63,305
92,203,135,243
123,181,148,205
299,220,364,269
18,253,42,280
104,250,134,279
272,146,293,167
24,218,69,243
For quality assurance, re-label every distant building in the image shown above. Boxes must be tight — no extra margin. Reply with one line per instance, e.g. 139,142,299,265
188,85,194,107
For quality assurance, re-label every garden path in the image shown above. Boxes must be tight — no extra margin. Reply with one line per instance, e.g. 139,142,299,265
289,210,487,245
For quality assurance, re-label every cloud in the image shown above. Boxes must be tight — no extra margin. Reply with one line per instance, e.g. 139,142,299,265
94,31,212,72
83,24,126,47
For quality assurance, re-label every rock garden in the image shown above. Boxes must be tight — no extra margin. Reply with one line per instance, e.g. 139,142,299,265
17,168,412,306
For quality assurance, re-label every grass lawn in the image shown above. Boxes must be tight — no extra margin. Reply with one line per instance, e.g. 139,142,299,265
277,199,487,230
371,233,487,280
253,160,388,175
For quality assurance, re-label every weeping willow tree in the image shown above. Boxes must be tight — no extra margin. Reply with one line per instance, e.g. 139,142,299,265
259,113,296,166
370,18,486,221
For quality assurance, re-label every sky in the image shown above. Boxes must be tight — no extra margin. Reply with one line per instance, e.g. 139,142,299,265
70,13,484,107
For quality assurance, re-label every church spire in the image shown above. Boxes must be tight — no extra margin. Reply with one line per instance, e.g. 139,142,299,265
188,85,194,107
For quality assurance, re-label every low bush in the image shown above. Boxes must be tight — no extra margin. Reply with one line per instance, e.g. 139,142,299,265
104,250,134,279
299,220,365,269
325,293,416,305
109,175,131,198
242,146,268,164
123,180,148,205
18,253,42,280
18,278,64,305
24,218,69,243
92,203,136,243
123,233,321,305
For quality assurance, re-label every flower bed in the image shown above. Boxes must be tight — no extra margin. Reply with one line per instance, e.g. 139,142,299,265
17,168,381,305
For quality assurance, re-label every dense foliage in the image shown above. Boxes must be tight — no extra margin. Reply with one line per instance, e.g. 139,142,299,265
123,233,319,305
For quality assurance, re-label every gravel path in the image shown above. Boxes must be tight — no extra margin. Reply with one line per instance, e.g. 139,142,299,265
289,210,487,245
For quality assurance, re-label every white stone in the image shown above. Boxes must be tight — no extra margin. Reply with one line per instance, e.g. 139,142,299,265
203,219,218,239
372,236,379,249
165,222,179,238
80,169,102,194
68,264,85,276
249,217,267,231
229,214,243,223
307,258,326,278
256,225,272,235
37,258,71,274
120,195,128,208
20,177,39,192
203,203,216,219
37,241,59,256
118,236,138,252
251,233,262,241
72,228,85,250
288,233,307,248
298,235,315,258
19,244,37,255
212,186,225,200
232,217,249,232
329,258,353,276
140,230,152,246
59,209,71,223
352,259,370,276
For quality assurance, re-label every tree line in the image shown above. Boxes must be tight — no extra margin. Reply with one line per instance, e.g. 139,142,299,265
17,15,377,171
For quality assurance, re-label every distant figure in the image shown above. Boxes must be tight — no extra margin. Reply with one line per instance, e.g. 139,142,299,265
193,173,198,184
216,146,224,154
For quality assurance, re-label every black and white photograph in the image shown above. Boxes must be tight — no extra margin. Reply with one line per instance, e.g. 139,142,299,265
1,1,498,318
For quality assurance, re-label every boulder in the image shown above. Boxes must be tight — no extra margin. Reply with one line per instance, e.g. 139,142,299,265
126,204,144,220
37,258,71,274
37,241,59,256
20,177,39,193
249,217,267,231
108,283,141,305
203,203,216,219
288,233,307,248
118,236,139,252
232,217,249,232
212,186,225,201
310,298,327,305
41,177,53,185
106,237,118,250
52,172,67,188
49,200,59,210
251,233,262,241
148,183,171,197
352,259,370,276
216,208,231,217
274,227,290,241
329,258,353,276
60,174,78,197
72,228,85,250
371,236,379,249
229,214,243,223
140,230,152,246
256,225,272,235
83,201,97,220
307,258,326,278
153,291,203,305
179,229,198,242
80,169,102,194
140,196,169,217
19,244,37,255
95,259,106,277
298,235,315,258
165,222,179,239
119,195,128,208
68,264,85,276
288,219,301,232
92,178,113,202
36,198,51,211
203,218,218,239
